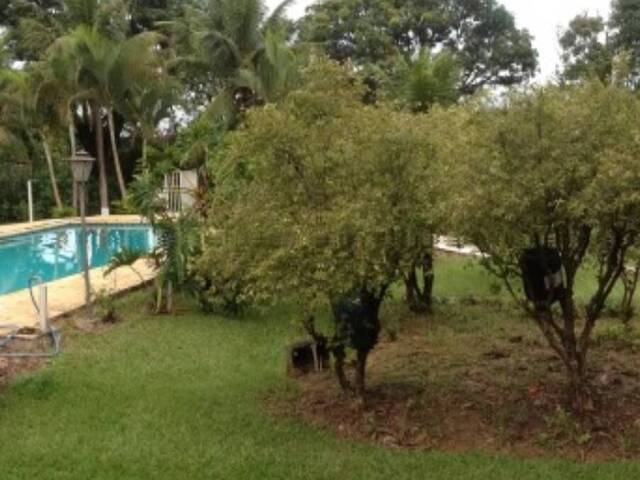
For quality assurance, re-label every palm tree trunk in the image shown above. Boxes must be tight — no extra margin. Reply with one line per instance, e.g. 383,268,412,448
68,106,77,154
40,132,63,210
68,108,79,213
92,101,109,215
107,108,127,198
141,137,147,168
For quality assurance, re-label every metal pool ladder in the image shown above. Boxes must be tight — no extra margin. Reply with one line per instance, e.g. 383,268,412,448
0,276,61,358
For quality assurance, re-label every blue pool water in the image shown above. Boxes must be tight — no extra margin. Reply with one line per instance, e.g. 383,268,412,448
0,224,155,296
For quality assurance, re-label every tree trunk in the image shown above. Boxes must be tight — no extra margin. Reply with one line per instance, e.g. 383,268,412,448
525,226,629,414
107,108,127,198
534,306,594,414
355,350,368,398
92,101,109,215
404,252,435,313
166,279,173,313
69,110,79,213
68,110,77,154
559,314,593,414
422,252,435,309
155,280,163,314
404,270,418,309
620,264,640,324
567,358,592,413
332,345,350,392
141,137,148,168
40,132,63,210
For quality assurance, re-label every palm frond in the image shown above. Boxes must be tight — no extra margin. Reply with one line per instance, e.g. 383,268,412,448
397,48,461,113
199,30,243,69
264,0,296,32
202,90,236,126
104,248,146,283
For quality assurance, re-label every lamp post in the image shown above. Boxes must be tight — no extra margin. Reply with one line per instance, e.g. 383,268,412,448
69,149,95,307
27,180,34,223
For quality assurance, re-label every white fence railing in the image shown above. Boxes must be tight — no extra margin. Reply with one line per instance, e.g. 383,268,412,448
161,170,198,214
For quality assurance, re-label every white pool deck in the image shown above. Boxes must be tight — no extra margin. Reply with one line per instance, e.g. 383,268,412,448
0,215,155,333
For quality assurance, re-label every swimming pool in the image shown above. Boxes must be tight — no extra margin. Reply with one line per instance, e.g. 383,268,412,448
0,224,155,296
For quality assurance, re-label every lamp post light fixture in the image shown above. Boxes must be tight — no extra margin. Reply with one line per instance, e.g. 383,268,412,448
69,149,95,307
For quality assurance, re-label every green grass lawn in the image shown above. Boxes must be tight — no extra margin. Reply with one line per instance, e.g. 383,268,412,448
0,257,639,479
432,253,629,307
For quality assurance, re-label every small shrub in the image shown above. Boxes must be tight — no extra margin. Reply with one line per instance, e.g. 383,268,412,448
195,272,251,316
51,206,75,219
110,199,138,215
95,289,119,324
538,406,592,449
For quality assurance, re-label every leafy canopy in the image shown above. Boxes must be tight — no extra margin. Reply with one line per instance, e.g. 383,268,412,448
199,59,439,308
298,0,538,94
438,81,640,358
560,14,612,82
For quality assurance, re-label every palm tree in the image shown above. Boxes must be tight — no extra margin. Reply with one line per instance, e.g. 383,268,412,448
0,69,64,210
0,123,29,172
390,48,460,113
107,31,175,170
69,26,124,208
186,0,300,125
119,80,179,167
5,0,175,215
55,25,167,209
23,0,121,215
239,29,302,104
106,31,169,196
38,36,84,210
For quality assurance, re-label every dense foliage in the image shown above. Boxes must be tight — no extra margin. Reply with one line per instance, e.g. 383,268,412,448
0,0,540,223
198,60,439,393
298,0,538,95
0,0,297,222
438,82,640,411
560,0,640,85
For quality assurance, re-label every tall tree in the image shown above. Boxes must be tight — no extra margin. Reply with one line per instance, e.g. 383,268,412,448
559,14,613,82
38,34,85,209
62,25,117,212
0,68,64,209
560,1,640,86
610,0,640,81
440,82,640,412
72,27,168,198
177,0,301,125
118,80,179,167
298,0,538,95
383,48,460,313
199,60,439,396
4,0,175,215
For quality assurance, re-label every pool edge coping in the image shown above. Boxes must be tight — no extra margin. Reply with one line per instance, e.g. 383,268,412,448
0,215,148,240
0,256,156,332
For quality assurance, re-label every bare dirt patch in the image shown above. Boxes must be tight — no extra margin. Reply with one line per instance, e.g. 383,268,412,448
268,304,640,462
